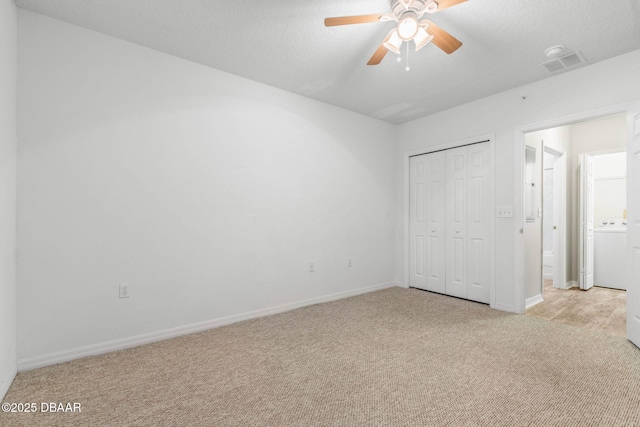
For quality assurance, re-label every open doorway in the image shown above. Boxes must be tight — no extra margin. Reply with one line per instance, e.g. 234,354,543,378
523,126,570,308
523,114,628,336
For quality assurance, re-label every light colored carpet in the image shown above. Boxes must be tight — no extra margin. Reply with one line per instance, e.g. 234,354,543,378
2,287,640,426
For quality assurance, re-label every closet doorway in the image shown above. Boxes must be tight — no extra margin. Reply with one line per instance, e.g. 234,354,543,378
408,139,494,304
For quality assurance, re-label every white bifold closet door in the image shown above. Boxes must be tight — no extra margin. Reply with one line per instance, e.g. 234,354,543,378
410,142,491,304
409,152,446,294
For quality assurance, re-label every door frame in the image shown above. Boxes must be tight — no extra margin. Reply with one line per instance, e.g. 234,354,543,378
542,144,567,292
514,102,636,314
626,106,640,347
403,133,496,307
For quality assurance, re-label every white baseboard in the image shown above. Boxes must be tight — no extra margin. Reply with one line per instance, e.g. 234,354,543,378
543,273,553,280
17,282,399,372
525,293,544,309
0,363,17,401
555,280,578,290
491,302,516,313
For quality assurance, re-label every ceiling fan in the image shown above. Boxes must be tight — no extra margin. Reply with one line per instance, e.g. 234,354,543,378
325,0,466,65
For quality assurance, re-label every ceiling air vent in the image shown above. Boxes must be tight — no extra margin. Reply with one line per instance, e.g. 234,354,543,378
541,51,586,73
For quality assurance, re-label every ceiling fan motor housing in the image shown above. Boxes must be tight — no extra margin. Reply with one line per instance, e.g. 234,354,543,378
391,0,438,17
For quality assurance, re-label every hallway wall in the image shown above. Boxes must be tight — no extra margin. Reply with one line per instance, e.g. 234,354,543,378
0,0,18,400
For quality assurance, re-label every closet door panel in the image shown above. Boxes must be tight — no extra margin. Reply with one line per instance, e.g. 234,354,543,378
425,152,446,293
446,147,468,299
409,155,428,290
412,142,492,304
467,143,491,303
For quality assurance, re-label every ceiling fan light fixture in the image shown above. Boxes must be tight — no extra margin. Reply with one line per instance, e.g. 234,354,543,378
324,0,466,66
414,26,434,51
383,30,403,54
397,16,419,40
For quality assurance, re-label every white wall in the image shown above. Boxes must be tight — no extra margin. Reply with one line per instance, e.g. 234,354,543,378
0,0,17,400
398,48,640,312
17,11,398,367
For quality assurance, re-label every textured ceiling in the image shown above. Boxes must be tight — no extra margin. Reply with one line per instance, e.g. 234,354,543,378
14,0,640,124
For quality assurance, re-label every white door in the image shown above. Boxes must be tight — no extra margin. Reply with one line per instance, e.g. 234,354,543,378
410,142,492,304
466,143,491,303
425,152,447,293
409,155,428,290
446,146,468,299
551,151,565,290
409,152,446,293
627,108,640,347
579,154,595,290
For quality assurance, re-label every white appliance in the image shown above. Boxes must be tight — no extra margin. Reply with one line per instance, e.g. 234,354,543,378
594,218,627,290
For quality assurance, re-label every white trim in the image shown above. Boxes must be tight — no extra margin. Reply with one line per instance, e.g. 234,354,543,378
563,280,579,289
525,294,544,309
402,134,496,308
625,105,640,345
403,150,411,288
514,102,637,315
489,138,497,309
17,282,399,372
0,363,17,401
514,128,525,314
491,303,516,313
543,273,553,280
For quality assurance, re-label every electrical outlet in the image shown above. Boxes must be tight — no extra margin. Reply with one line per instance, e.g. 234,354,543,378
119,283,130,299
309,263,315,273
348,259,352,267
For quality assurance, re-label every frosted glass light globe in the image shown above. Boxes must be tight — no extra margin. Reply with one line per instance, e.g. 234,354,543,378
398,17,419,41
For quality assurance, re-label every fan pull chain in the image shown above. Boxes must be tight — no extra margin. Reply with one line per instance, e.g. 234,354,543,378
405,42,410,71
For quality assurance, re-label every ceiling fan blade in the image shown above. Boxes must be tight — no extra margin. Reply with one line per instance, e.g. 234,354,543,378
367,31,394,66
425,20,462,54
367,44,389,66
434,0,467,11
324,14,384,27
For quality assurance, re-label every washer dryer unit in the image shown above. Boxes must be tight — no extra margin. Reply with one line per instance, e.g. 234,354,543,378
594,218,627,290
